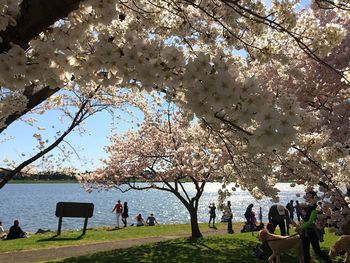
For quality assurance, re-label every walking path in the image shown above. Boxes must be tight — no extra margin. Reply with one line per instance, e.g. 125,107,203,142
0,228,233,263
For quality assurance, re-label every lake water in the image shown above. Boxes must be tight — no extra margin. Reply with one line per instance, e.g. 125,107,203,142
0,183,305,232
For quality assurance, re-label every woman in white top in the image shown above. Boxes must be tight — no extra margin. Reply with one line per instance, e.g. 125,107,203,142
0,221,6,239
135,214,145,226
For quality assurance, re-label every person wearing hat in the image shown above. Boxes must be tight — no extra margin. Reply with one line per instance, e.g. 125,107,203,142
268,204,290,236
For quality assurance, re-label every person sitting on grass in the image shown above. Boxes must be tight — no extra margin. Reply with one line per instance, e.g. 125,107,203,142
135,214,146,227
0,221,7,239
146,213,159,226
7,220,25,240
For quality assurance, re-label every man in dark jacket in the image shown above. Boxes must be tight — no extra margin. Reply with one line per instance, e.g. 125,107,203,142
7,220,25,240
268,204,290,236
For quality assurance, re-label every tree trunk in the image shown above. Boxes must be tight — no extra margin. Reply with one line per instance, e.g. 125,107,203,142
187,206,202,238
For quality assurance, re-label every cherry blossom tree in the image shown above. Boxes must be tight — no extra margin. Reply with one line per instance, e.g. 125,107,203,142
241,11,350,234
0,0,349,231
82,107,230,238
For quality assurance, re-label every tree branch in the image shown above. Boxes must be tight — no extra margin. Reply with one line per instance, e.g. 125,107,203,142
0,85,100,189
0,86,59,134
0,0,83,53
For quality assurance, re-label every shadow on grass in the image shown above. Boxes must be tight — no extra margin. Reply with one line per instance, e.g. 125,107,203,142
106,227,123,231
52,236,298,263
37,234,84,242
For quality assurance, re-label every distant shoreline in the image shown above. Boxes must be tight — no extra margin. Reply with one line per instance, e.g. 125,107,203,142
8,179,78,184
7,180,296,184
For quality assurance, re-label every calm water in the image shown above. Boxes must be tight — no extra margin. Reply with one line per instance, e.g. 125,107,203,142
0,183,305,232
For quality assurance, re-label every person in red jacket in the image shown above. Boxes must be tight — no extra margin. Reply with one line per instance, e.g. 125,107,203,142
112,200,123,228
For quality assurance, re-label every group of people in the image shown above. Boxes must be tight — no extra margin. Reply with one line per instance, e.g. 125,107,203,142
259,192,332,263
286,199,303,222
210,191,334,263
0,220,26,240
112,200,159,228
262,192,332,263
209,201,234,233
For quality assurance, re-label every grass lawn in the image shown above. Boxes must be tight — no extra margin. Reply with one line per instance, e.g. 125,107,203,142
49,231,345,263
0,223,227,253
1,223,346,263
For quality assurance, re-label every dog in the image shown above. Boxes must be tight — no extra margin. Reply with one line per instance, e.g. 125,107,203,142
258,228,304,263
329,235,350,262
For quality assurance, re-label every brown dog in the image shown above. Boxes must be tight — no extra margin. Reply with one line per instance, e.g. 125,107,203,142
258,228,304,263
329,235,350,262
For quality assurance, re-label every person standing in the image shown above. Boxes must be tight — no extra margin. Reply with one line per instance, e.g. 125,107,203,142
268,204,290,236
208,203,216,228
296,191,332,263
295,200,302,222
112,200,123,228
121,202,129,227
226,201,234,234
286,200,295,220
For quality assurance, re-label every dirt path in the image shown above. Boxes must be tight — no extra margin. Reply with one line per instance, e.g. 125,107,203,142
0,228,233,263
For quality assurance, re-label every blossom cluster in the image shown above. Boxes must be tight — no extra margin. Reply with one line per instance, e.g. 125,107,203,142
0,0,347,150
82,108,228,187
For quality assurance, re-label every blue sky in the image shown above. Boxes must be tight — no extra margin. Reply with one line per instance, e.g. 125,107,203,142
0,107,134,172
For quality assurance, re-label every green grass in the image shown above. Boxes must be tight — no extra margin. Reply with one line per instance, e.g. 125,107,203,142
1,224,346,263
49,231,345,263
0,223,226,253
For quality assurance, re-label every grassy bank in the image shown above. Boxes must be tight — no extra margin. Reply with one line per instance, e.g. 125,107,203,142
0,223,227,253
49,231,344,263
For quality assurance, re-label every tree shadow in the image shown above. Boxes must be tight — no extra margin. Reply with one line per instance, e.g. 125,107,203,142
37,233,84,242
55,236,299,263
106,227,122,231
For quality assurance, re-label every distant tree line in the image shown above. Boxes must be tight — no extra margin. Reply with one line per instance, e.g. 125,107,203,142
0,169,77,181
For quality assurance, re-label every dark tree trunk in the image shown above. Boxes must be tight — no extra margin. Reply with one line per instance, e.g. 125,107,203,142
0,0,83,53
0,0,83,134
187,206,202,238
153,179,205,238
0,86,59,134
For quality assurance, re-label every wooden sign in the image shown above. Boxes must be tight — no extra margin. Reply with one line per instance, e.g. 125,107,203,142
55,202,94,235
